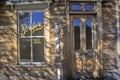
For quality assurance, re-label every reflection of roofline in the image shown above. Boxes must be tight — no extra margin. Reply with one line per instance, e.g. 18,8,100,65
6,1,52,5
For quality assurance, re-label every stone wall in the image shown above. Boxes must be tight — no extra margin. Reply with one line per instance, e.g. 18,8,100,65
0,1,118,80
0,1,69,80
0,1,55,80
102,1,117,79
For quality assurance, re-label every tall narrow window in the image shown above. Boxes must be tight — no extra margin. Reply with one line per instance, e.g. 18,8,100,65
73,19,80,50
18,11,44,64
85,19,92,50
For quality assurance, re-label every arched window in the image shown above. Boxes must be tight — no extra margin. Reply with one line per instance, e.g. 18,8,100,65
73,19,81,50
85,19,92,50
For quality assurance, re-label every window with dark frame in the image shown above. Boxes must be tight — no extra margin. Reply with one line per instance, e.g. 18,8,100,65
70,1,98,75
18,11,44,64
73,18,81,50
70,2,95,11
85,19,92,50
70,1,96,51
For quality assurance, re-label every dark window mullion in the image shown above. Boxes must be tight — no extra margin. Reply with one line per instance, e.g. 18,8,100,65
81,19,86,52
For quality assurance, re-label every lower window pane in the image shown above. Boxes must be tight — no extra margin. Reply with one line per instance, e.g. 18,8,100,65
20,38,31,62
33,38,44,62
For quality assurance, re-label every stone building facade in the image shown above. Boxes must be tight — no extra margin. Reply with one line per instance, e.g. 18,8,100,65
0,0,119,80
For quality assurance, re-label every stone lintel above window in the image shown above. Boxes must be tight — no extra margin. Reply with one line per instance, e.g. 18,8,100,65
6,1,51,10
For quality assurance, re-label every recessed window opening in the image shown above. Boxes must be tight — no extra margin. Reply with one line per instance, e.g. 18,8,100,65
71,3,81,11
73,19,81,50
84,4,94,11
18,11,44,64
85,19,92,50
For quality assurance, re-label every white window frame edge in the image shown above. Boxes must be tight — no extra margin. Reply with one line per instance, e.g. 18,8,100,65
18,10,45,65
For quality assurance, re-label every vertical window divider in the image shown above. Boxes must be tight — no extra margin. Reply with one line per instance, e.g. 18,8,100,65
30,12,33,63
82,3,85,11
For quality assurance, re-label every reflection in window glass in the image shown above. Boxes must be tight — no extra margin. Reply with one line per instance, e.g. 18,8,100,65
18,11,44,64
33,38,44,62
32,11,44,36
19,12,30,36
71,4,81,11
20,38,31,62
86,19,92,50
84,4,94,11
32,11,44,25
73,19,80,50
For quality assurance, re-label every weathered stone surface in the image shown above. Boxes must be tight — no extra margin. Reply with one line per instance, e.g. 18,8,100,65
0,1,118,80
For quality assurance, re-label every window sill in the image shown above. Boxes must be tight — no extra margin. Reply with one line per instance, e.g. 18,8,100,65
16,62,48,67
69,11,97,15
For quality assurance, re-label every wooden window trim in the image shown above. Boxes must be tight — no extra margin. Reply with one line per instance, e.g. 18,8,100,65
18,10,45,65
71,15,96,53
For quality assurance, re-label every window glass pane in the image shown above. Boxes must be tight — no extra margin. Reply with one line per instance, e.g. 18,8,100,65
84,4,94,11
19,12,30,36
20,38,31,62
19,11,45,63
32,11,44,36
86,19,92,50
33,38,44,62
73,19,80,50
71,4,81,11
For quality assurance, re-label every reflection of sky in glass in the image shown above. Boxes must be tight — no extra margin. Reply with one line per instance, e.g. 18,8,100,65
84,4,94,11
73,19,80,27
71,4,81,11
32,11,44,25
19,11,44,32
19,12,30,32
85,19,92,27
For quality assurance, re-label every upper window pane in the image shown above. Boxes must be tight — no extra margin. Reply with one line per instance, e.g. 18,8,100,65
19,12,30,36
73,19,81,27
73,19,81,50
19,11,44,36
84,4,94,11
71,4,81,11
85,19,92,50
32,11,44,25
32,11,44,36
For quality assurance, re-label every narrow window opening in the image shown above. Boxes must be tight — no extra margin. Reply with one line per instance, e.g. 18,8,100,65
73,19,81,50
86,19,92,50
